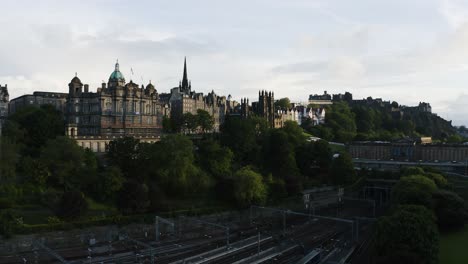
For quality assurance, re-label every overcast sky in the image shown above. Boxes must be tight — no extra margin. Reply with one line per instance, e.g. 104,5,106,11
1,0,468,125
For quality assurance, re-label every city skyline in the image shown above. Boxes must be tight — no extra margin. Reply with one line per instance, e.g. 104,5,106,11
1,0,468,125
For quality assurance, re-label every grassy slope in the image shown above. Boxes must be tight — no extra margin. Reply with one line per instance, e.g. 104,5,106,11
439,225,468,264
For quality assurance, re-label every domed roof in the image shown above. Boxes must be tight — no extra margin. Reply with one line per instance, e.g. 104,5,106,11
146,81,155,90
109,61,125,82
71,73,82,84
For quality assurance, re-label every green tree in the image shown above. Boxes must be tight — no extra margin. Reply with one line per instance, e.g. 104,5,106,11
197,139,233,179
92,166,125,203
0,138,19,183
265,129,302,194
221,116,265,166
107,137,141,179
162,116,173,133
197,109,214,133
296,140,331,178
148,135,209,195
233,167,267,207
392,175,437,208
325,102,357,142
329,152,356,185
424,172,447,188
432,190,468,230
117,180,150,214
274,97,291,109
40,136,96,191
374,205,439,264
281,120,306,147
182,112,198,133
4,105,64,156
19,156,50,187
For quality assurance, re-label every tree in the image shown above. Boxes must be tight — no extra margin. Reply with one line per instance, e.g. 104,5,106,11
325,102,357,142
40,136,96,191
197,109,214,133
0,138,19,183
374,205,439,264
233,167,267,207
197,139,233,179
117,180,150,214
107,137,141,179
221,116,264,166
330,152,356,185
182,112,198,133
424,172,447,188
162,116,173,133
148,135,209,195
296,140,331,179
19,156,50,187
55,191,89,220
274,98,291,109
92,166,125,203
4,105,64,156
392,175,437,208
265,129,302,194
432,190,468,230
281,120,306,147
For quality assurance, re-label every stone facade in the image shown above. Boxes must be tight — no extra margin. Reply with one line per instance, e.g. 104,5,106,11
308,91,333,105
8,91,67,115
241,91,326,128
168,58,228,132
349,140,468,162
65,61,169,138
276,106,325,126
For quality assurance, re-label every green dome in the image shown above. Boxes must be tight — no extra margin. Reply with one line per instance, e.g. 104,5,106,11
109,61,125,82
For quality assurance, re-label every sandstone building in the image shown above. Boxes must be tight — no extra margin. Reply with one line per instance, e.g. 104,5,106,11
64,61,169,152
167,58,228,131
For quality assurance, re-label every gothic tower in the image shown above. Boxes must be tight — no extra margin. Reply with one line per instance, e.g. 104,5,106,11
179,57,191,94
258,90,275,127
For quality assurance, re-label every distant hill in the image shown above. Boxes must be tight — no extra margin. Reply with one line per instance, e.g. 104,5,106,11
302,94,457,143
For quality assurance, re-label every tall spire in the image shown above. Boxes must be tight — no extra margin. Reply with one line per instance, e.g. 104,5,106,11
181,56,189,90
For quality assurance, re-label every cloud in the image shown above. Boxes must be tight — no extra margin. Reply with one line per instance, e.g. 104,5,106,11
0,0,468,126
436,93,468,126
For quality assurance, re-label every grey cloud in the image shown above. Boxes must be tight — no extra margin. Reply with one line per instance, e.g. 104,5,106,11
271,61,327,74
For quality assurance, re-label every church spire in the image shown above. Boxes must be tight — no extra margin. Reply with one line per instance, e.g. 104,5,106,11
181,56,189,91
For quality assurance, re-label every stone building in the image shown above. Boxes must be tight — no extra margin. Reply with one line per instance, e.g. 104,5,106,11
65,61,169,139
349,139,468,162
241,91,326,128
241,90,279,127
168,58,227,131
8,91,67,114
0,84,9,135
276,105,326,126
309,91,333,105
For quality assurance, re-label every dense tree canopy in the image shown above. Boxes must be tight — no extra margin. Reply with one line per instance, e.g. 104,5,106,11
3,105,64,155
330,152,356,185
391,175,437,208
274,97,291,109
40,136,97,191
233,167,267,208
432,190,468,230
374,205,439,264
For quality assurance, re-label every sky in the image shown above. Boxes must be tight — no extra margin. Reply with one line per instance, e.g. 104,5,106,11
1,0,468,126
